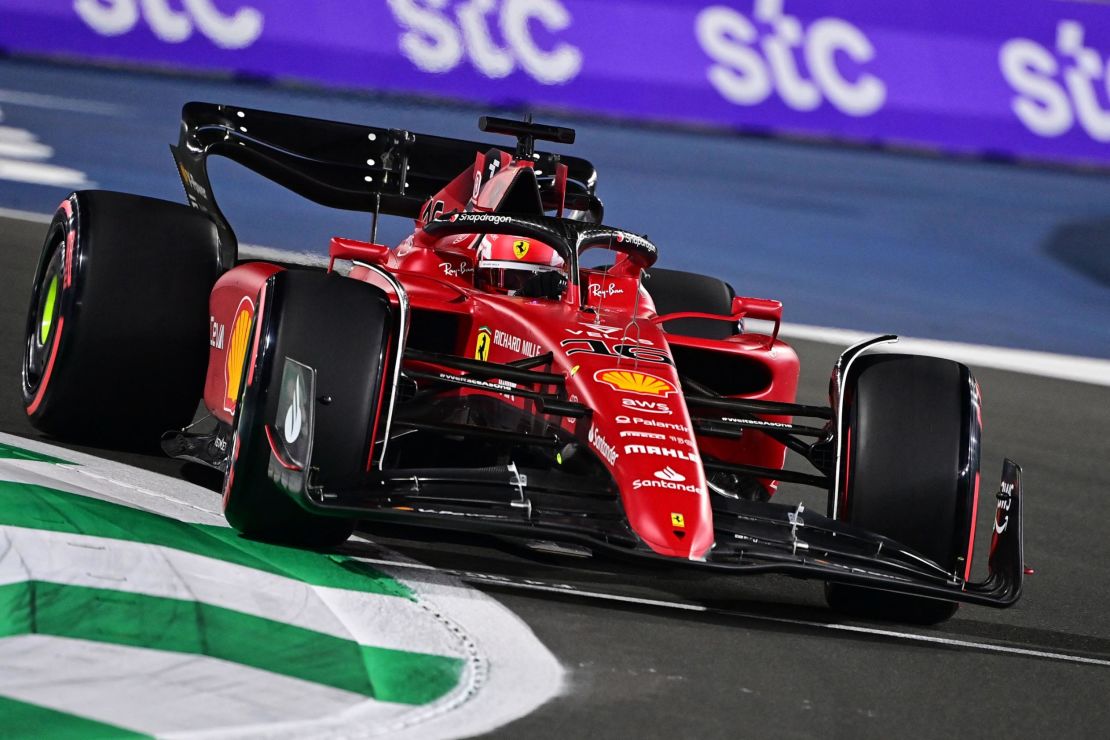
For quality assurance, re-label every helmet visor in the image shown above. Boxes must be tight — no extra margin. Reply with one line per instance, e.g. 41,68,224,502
477,260,561,294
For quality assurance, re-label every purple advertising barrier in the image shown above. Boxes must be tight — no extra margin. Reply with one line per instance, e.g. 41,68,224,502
3,0,1110,166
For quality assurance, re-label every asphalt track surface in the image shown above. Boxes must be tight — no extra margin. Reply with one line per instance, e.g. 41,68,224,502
3,214,1110,738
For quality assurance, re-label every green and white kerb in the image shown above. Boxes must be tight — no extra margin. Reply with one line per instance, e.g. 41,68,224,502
0,434,562,738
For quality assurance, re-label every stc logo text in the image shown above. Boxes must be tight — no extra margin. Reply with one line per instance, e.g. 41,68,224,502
387,0,582,84
1001,20,1110,142
696,0,886,117
74,0,262,48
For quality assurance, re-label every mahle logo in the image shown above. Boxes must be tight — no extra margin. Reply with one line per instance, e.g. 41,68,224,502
388,0,582,84
1001,20,1110,141
696,0,885,117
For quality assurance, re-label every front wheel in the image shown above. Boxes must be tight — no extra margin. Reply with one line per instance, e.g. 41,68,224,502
222,269,395,548
826,353,981,624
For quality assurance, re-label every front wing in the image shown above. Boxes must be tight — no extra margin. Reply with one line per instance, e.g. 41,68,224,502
257,335,1021,608
281,451,1024,609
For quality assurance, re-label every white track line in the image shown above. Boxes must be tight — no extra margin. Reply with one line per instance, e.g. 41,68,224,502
779,324,1110,388
0,158,94,187
5,207,1106,385
351,555,1110,669
0,205,52,223
0,89,126,115
241,243,329,267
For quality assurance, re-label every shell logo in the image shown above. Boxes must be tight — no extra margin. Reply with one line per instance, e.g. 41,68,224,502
593,369,675,397
223,298,254,412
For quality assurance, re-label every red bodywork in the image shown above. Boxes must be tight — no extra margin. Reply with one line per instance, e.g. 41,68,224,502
203,152,799,562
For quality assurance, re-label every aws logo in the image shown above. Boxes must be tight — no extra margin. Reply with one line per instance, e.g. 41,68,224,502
621,398,670,415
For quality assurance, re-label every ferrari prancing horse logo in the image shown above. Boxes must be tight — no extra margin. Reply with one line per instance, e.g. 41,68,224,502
512,240,530,259
474,326,492,362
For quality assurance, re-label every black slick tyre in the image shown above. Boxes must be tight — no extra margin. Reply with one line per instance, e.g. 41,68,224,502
827,353,981,624
22,191,220,444
643,267,736,339
222,269,393,548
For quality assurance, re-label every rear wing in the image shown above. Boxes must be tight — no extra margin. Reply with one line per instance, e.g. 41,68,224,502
170,102,599,268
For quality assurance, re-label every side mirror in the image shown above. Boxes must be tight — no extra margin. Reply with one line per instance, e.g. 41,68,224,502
329,237,389,271
732,296,783,344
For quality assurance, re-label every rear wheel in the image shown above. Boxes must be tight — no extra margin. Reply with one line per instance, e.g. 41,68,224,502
643,267,735,339
222,270,394,548
22,191,220,444
827,353,980,624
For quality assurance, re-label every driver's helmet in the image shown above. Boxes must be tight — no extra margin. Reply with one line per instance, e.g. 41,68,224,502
474,234,565,295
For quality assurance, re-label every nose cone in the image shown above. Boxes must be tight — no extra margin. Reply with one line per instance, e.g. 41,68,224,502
638,516,715,560
559,328,716,560
618,468,715,560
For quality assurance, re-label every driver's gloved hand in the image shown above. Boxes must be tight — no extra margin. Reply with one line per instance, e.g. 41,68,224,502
517,271,567,299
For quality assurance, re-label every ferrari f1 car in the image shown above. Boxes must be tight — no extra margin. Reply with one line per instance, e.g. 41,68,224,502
21,103,1023,622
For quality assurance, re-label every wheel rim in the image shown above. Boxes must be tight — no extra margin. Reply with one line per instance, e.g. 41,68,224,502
24,235,65,392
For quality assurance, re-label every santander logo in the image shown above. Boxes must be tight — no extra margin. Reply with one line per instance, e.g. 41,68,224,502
632,468,699,493
654,466,685,482
587,424,619,465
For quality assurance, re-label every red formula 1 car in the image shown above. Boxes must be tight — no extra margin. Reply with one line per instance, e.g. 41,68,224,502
21,103,1023,622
